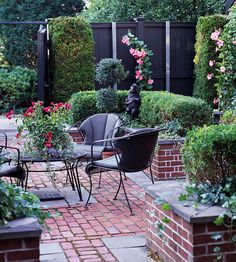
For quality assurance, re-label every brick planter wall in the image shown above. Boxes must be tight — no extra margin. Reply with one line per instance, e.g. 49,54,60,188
144,181,236,262
0,217,42,262
68,129,83,143
150,139,185,180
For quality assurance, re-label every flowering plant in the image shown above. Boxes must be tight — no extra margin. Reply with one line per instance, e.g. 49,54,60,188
122,31,154,90
8,101,73,159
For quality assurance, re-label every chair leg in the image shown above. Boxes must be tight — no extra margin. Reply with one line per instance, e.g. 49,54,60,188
113,172,123,200
85,172,93,207
119,171,133,215
98,172,102,189
150,166,154,184
124,172,127,180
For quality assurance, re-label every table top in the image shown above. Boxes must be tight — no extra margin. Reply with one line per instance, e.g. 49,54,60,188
20,150,87,163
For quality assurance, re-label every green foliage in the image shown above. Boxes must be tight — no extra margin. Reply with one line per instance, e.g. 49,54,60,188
49,16,95,102
96,88,118,113
216,5,236,110
0,0,84,67
82,0,225,22
69,90,128,122
0,179,49,226
182,124,236,185
139,91,212,136
220,110,236,124
0,67,37,112
95,58,128,88
69,91,97,122
193,15,227,105
122,31,154,90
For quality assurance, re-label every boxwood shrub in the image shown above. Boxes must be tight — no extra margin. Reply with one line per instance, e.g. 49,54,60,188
193,15,227,106
182,124,236,185
0,66,36,112
49,17,95,102
139,91,212,136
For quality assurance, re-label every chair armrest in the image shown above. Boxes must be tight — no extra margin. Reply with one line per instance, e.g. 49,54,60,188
0,145,21,164
67,117,88,141
0,132,7,148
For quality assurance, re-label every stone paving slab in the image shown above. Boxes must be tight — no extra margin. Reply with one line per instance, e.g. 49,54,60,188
40,243,68,262
102,235,154,262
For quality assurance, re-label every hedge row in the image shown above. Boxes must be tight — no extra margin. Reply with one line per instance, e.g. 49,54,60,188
49,17,95,102
0,67,36,112
193,15,227,106
69,90,212,135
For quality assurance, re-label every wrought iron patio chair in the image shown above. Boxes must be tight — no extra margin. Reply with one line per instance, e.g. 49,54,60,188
0,145,26,186
68,113,122,161
85,127,163,214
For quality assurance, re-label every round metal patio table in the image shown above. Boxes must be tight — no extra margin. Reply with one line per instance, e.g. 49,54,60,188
20,151,86,201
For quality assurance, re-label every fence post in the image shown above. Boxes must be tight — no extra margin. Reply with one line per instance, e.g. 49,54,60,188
37,25,48,103
165,21,171,92
137,16,144,40
112,22,117,90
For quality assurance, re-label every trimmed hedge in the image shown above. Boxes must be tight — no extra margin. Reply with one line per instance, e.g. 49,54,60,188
0,67,36,112
193,15,227,106
182,124,236,185
69,90,212,136
139,91,212,136
49,17,95,102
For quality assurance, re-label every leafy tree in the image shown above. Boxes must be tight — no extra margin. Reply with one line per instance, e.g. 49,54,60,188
82,0,225,23
0,0,85,67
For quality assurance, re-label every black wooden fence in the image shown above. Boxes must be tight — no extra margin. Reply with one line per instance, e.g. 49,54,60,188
91,19,196,96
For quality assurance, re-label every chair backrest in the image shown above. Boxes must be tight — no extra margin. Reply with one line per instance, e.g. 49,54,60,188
113,128,160,172
80,113,122,147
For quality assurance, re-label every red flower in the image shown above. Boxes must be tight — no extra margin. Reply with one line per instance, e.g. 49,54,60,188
64,102,71,110
31,102,36,107
15,133,21,139
5,110,14,120
39,101,43,106
23,106,34,117
43,106,51,113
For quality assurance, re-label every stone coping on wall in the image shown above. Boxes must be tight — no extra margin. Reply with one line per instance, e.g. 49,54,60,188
158,138,185,145
0,217,42,240
143,180,226,224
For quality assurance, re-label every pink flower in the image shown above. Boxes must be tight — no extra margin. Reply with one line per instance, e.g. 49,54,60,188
220,66,226,73
213,97,219,106
232,40,236,45
135,70,142,79
23,107,34,117
121,35,130,45
209,60,215,67
216,40,224,48
31,102,36,106
5,110,14,120
207,73,213,80
215,47,219,53
139,76,143,80
64,102,71,110
137,59,143,65
210,30,221,41
129,48,135,55
148,79,154,85
43,106,51,113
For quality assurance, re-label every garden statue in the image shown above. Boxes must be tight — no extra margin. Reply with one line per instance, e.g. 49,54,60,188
125,83,141,119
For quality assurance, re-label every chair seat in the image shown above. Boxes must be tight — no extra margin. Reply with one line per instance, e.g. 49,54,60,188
0,165,26,180
74,143,105,160
86,155,119,174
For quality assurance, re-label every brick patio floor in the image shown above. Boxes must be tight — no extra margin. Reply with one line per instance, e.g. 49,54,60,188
24,161,147,262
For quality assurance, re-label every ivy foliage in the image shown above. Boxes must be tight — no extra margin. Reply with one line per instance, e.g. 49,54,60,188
193,15,227,106
0,67,37,112
217,5,236,110
82,0,225,22
49,16,95,102
0,179,50,226
182,124,236,185
0,0,85,67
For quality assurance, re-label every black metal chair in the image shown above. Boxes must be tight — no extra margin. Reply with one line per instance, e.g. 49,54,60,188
68,113,122,160
0,145,26,186
85,128,163,214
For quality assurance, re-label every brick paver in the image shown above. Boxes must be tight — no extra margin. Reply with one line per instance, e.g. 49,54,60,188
1,137,147,262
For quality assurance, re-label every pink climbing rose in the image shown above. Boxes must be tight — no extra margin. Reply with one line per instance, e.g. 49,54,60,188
209,60,215,67
210,30,221,41
148,79,154,85
220,66,226,73
207,73,213,80
122,35,130,45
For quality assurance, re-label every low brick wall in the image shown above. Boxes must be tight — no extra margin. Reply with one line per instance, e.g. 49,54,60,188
144,181,236,262
0,218,42,262
150,139,185,180
68,129,83,143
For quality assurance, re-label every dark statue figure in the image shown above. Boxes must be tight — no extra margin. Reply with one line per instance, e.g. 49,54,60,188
125,83,141,119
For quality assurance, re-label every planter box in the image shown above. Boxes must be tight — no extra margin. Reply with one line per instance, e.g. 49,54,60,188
150,139,185,180
144,180,236,262
0,217,42,262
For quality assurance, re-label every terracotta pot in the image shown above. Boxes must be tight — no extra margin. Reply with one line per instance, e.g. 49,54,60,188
102,150,115,159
